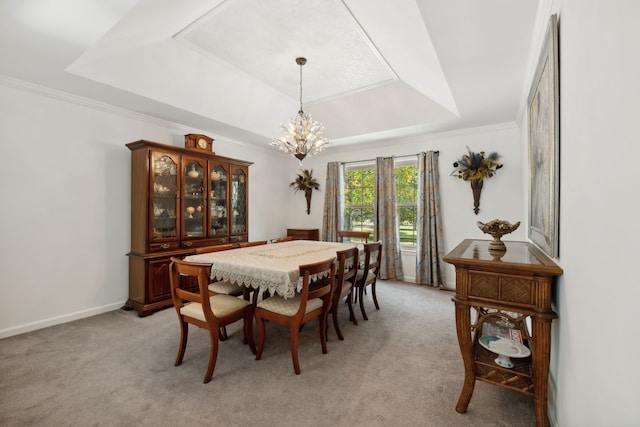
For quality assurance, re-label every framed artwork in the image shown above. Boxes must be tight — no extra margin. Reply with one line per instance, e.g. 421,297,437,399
528,14,559,258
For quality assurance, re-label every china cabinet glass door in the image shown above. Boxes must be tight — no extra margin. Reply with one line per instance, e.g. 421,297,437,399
230,166,247,235
209,162,228,237
151,152,178,242
183,158,206,239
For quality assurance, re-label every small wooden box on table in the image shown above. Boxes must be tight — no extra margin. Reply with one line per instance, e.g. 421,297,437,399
443,239,562,427
286,228,319,241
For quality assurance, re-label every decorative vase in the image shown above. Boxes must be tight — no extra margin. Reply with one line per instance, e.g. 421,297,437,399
470,179,483,215
187,164,199,178
476,219,521,252
304,189,312,215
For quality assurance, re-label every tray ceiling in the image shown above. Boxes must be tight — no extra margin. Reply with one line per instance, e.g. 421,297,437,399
0,0,540,147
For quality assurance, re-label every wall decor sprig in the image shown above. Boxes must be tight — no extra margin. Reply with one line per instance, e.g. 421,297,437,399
451,147,502,214
290,169,320,214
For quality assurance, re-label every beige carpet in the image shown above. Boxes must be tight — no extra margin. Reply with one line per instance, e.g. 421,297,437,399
0,281,534,426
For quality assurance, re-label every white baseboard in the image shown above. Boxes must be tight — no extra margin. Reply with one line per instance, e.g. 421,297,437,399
548,374,558,427
0,301,127,339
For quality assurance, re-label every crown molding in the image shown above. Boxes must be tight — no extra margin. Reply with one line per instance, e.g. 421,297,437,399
0,73,277,152
329,121,518,154
1,74,188,129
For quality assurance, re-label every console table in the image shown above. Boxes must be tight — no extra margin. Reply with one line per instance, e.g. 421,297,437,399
443,239,563,427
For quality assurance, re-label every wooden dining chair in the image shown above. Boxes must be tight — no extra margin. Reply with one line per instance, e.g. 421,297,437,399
193,244,244,298
168,257,256,383
193,243,235,254
352,242,382,321
238,240,269,248
254,258,336,374
194,243,258,339
337,230,371,243
330,246,359,340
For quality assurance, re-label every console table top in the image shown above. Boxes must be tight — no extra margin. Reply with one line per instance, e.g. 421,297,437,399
443,239,563,277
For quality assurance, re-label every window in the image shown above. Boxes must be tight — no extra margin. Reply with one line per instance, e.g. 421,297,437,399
344,165,374,243
343,160,418,247
394,162,418,247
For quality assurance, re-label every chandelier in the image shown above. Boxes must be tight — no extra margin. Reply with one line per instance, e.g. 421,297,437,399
271,57,329,163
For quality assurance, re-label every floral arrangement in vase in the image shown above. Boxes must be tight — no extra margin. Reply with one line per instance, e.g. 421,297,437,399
290,169,320,215
451,147,502,214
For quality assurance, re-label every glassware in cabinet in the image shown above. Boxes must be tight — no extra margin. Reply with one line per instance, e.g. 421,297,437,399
230,165,248,235
182,158,205,239
209,162,228,236
151,153,178,241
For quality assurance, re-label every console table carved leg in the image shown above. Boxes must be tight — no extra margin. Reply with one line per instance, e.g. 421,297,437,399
532,316,553,427
454,301,475,413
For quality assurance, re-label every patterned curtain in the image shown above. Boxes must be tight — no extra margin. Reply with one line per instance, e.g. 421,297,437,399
321,162,343,242
375,157,404,280
416,151,446,287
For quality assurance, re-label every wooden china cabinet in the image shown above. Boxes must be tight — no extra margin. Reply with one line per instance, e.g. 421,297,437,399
125,138,251,316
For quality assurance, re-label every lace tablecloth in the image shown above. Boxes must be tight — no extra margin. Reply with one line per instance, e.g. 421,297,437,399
184,240,355,298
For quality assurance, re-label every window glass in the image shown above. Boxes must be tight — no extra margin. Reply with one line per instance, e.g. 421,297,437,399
395,164,418,247
344,167,375,239
343,162,418,247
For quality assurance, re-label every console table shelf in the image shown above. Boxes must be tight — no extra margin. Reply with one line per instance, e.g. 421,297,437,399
443,239,562,427
475,341,533,395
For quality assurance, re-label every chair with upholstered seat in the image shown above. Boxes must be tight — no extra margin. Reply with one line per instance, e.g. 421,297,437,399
254,258,336,374
330,246,359,340
168,257,256,383
337,230,371,243
193,244,244,297
352,242,382,321
194,243,260,339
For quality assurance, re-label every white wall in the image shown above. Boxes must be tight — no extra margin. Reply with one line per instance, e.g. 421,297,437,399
5,4,640,423
549,1,640,426
0,76,525,338
288,124,526,285
0,78,291,337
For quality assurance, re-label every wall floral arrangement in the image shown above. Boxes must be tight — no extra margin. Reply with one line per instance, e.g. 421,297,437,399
290,169,320,214
451,147,502,214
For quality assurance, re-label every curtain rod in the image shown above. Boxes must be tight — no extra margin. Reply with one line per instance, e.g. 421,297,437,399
341,151,439,166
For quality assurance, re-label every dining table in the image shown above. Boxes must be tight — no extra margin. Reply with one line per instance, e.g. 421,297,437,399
184,240,356,298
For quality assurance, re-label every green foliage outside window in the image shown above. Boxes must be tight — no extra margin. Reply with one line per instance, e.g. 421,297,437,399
343,163,418,246
395,165,418,246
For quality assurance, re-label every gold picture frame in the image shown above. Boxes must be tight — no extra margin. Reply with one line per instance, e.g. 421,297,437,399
528,14,559,258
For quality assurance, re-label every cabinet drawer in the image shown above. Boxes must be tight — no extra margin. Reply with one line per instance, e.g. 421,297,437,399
468,271,534,308
149,241,180,252
229,235,248,243
195,237,228,247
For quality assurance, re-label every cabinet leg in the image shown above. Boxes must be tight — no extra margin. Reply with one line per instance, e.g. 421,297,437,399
454,302,475,413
